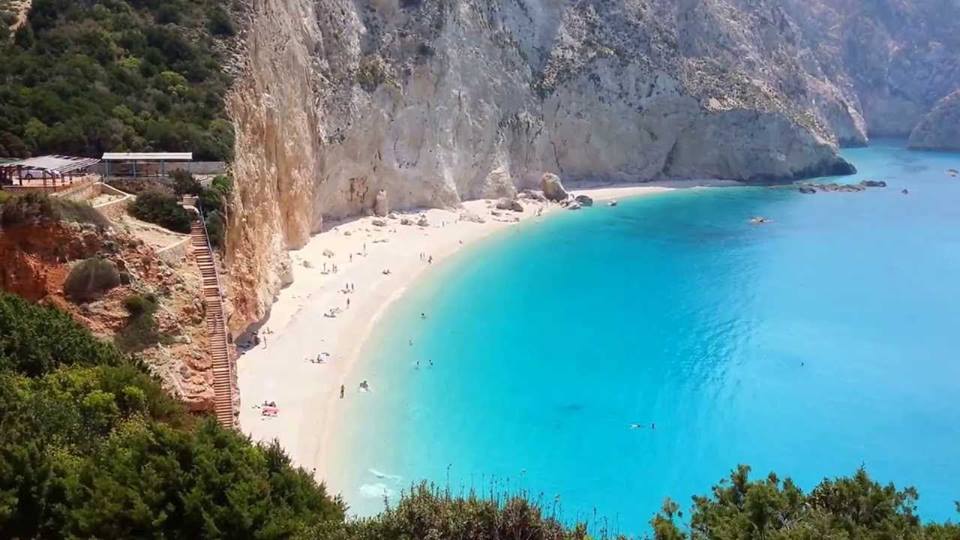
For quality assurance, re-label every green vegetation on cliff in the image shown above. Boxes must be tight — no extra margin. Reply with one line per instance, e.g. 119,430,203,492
0,292,343,538
1,293,957,538
0,0,234,160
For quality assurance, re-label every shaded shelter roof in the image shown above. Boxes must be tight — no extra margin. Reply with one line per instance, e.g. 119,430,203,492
102,152,193,161
1,155,100,174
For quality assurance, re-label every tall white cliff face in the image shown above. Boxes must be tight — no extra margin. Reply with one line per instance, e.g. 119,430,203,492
224,0,959,333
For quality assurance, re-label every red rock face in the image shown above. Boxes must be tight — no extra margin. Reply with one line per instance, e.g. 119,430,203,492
0,223,94,301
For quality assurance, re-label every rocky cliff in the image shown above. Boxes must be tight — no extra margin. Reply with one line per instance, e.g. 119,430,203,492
224,0,960,333
908,90,960,151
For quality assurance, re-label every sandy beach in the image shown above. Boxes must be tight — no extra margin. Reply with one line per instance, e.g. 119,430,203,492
237,181,735,483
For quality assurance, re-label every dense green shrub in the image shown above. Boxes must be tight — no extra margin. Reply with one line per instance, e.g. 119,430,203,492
0,290,958,538
63,257,121,303
205,209,226,249
122,293,155,317
0,0,234,160
0,293,124,377
115,293,164,352
129,191,191,233
650,465,960,539
337,484,586,540
0,192,56,226
211,173,233,199
1,193,110,228
52,199,111,228
207,6,236,37
171,169,202,196
0,291,344,538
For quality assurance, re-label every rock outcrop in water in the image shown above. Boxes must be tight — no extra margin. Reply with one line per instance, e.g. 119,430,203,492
224,0,960,333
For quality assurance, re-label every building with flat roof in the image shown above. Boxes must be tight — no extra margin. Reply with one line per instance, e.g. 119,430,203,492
101,152,194,179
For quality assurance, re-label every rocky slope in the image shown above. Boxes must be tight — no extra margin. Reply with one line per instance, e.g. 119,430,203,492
0,215,217,412
224,0,960,333
908,90,960,151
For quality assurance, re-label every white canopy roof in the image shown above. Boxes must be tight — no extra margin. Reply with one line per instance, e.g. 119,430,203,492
102,152,193,161
2,155,100,174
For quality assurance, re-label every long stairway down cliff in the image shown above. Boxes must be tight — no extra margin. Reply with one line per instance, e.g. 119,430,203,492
190,218,236,428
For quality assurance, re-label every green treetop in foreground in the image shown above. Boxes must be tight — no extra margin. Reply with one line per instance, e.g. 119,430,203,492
0,291,957,539
0,0,235,160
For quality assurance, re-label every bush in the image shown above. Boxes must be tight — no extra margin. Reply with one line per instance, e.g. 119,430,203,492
122,294,156,316
210,174,232,199
129,191,192,233
205,209,225,249
1,194,110,229
63,257,121,303
1,192,57,226
207,6,235,36
115,294,164,352
52,199,111,229
0,292,125,377
171,169,202,197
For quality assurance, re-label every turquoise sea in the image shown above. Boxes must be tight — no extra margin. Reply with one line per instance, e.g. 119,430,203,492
327,141,960,534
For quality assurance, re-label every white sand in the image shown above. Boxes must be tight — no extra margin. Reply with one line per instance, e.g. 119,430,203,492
237,181,736,481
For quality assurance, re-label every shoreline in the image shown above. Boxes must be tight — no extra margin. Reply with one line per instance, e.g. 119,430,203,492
236,180,738,489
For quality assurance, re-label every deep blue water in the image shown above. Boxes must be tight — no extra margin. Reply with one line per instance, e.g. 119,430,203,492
328,141,960,534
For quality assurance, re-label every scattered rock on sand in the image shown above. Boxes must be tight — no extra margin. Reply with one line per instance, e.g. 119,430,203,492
460,211,486,224
417,215,429,227
496,197,524,212
860,180,887,188
400,217,414,226
574,194,594,207
323,249,335,258
519,189,547,202
372,219,387,227
373,189,389,217
541,173,568,202
387,212,399,220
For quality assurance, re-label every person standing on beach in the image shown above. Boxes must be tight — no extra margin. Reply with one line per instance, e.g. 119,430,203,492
346,298,351,309
340,385,345,399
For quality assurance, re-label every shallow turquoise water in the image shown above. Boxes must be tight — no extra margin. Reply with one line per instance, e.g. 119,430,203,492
329,141,960,533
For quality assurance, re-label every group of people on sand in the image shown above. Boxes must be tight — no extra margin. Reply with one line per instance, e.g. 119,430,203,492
419,253,433,264
322,262,340,274
260,401,279,417
308,352,331,364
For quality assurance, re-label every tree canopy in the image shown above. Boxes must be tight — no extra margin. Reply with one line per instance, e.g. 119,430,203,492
0,290,957,538
0,0,235,160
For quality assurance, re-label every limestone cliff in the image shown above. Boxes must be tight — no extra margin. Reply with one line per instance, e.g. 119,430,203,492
908,91,960,151
224,0,959,333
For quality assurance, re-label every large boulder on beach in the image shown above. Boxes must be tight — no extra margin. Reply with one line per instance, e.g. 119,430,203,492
541,173,568,202
566,201,582,211
496,197,524,212
373,189,389,217
574,194,594,207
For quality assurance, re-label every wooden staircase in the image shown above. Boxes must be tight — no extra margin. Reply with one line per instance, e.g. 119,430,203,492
190,218,236,428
